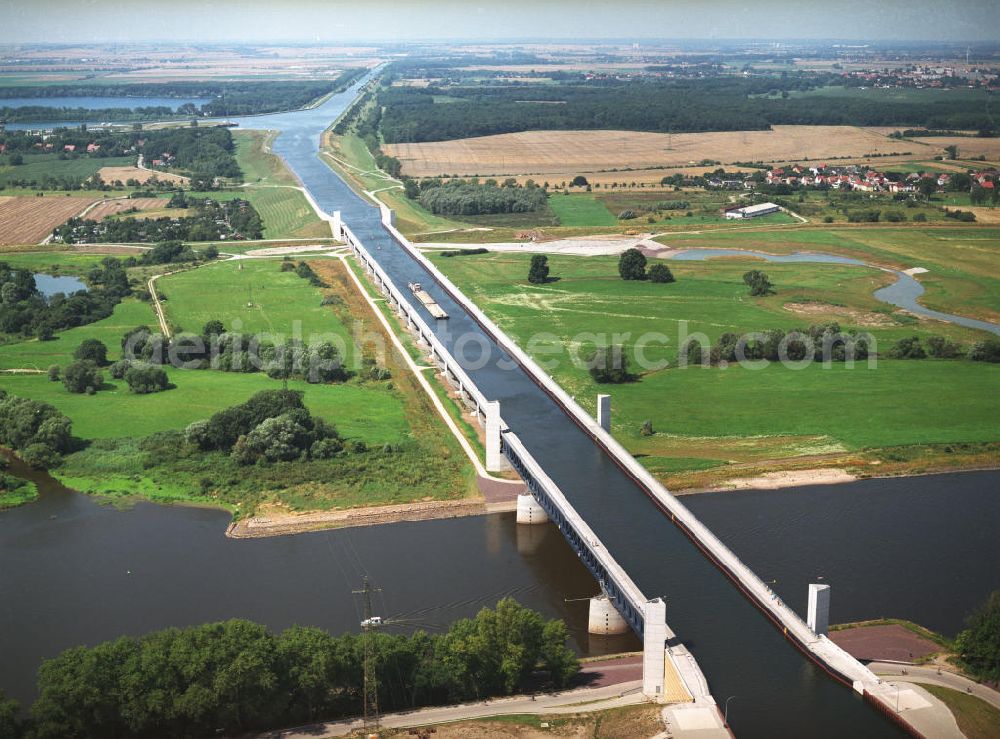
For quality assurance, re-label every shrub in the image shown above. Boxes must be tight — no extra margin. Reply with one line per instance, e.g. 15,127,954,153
570,175,588,187
648,264,675,283
618,248,647,281
969,338,1000,363
528,254,550,284
588,345,632,384
618,209,636,220
927,335,962,359
742,270,774,296
109,358,132,379
124,364,170,394
73,338,108,366
62,360,103,394
888,336,926,359
21,442,60,469
640,420,654,436
47,365,60,382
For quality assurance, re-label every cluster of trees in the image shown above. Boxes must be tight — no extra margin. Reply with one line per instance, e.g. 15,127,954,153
377,76,996,143
955,590,1000,682
617,248,675,283
281,259,327,288
743,270,775,296
685,323,872,366
889,335,1000,363
0,390,73,470
410,178,548,216
588,345,634,384
138,126,240,183
185,389,345,465
54,198,262,243
0,258,130,338
1,599,576,738
119,321,359,385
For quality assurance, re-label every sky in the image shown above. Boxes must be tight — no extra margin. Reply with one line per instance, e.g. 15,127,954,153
2,0,999,44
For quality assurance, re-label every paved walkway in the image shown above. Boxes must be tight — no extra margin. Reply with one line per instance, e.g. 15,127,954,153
266,681,649,738
870,661,1000,710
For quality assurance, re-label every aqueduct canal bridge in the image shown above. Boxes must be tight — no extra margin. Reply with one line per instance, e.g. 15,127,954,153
235,74,918,738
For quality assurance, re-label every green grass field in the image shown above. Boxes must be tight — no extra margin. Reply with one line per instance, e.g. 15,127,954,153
548,193,618,227
159,258,355,356
0,248,114,276
431,249,1000,484
0,153,133,187
0,249,474,514
921,685,1000,739
659,226,1000,322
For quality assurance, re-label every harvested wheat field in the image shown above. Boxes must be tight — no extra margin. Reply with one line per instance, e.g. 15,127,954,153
385,125,927,178
0,196,97,245
83,198,168,221
912,136,1000,162
97,166,188,186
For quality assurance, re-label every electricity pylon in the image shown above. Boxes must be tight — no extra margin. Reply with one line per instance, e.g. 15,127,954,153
354,577,382,735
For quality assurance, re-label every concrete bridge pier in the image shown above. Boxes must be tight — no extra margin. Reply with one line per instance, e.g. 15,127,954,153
515,493,549,525
588,594,629,635
485,400,512,473
332,210,342,240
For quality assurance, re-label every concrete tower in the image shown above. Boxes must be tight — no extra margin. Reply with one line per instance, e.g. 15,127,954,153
807,583,831,636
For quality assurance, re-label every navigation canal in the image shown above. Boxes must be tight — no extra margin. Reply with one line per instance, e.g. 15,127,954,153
2,76,995,736
237,73,908,737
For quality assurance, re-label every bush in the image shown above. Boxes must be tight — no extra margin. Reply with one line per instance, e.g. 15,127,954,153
570,175,588,187
62,360,103,394
640,420,654,436
124,364,170,394
47,365,60,382
954,590,1000,681
927,335,962,358
969,338,1000,363
73,338,108,366
742,270,774,296
888,336,926,359
618,248,647,281
528,254,550,284
588,345,632,384
913,212,928,222
109,358,132,379
648,264,675,283
618,209,636,220
21,442,60,469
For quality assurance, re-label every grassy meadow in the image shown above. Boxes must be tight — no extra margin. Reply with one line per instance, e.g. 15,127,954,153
659,226,1000,323
0,251,474,515
430,249,1000,488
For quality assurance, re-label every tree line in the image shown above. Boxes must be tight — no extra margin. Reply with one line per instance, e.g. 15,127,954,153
411,178,548,216
0,73,366,123
377,76,996,143
54,198,262,243
0,599,578,738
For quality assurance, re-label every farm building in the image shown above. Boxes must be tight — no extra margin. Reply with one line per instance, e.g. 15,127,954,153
724,202,780,219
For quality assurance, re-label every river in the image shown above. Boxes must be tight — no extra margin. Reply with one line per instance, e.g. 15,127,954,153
2,73,996,737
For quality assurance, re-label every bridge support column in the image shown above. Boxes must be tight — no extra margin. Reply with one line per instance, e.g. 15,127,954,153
332,210,342,240
515,493,549,525
485,400,511,472
807,583,831,636
588,594,628,635
642,598,668,701
596,394,611,432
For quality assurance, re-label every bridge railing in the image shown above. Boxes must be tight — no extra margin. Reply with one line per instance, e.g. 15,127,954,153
342,218,649,637
502,431,647,635
340,222,491,422
373,201,880,688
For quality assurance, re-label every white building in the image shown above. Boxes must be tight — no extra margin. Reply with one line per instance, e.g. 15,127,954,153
724,202,780,219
